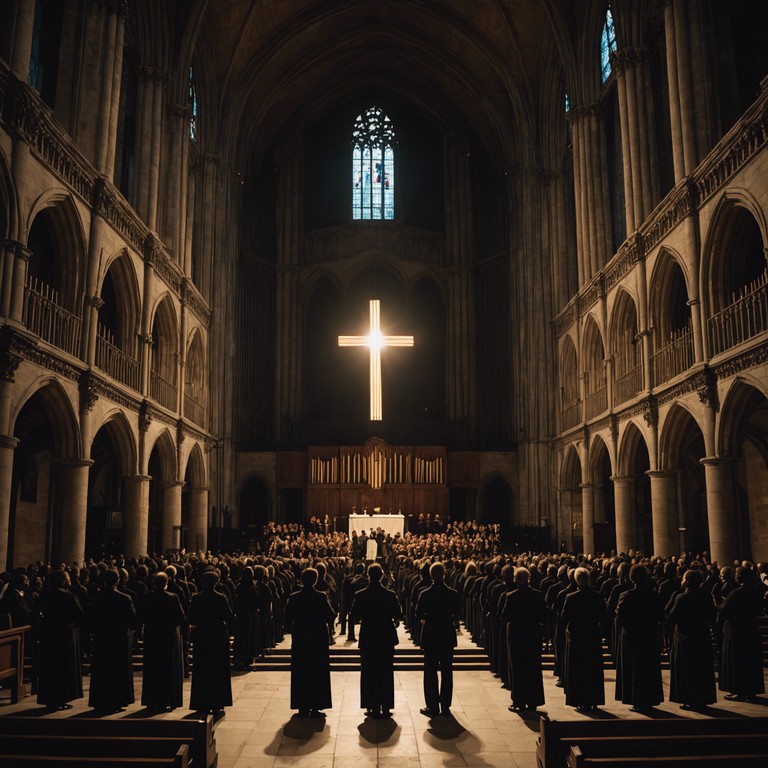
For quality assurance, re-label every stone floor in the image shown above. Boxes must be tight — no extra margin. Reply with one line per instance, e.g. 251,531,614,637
2,625,767,768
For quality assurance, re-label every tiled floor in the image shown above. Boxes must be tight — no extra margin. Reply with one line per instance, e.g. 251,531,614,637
2,626,767,768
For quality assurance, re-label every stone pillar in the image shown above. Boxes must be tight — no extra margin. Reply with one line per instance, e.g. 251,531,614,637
57,459,93,565
188,486,208,553
104,5,127,179
94,3,119,175
0,435,19,572
136,68,166,230
11,0,36,80
8,242,30,324
701,457,737,566
612,475,636,555
162,481,184,551
123,474,150,557
580,483,595,555
647,470,678,557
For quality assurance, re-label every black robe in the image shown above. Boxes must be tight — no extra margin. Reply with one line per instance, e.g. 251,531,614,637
562,586,605,707
233,582,264,665
614,583,664,707
717,583,765,698
501,585,545,708
138,589,186,709
189,588,233,711
285,585,336,711
88,587,136,710
36,587,84,707
666,587,716,707
350,581,402,710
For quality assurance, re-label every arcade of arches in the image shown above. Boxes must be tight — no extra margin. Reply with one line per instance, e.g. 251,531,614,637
0,1,767,571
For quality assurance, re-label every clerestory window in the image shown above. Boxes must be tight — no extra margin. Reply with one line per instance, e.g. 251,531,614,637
600,7,617,84
352,107,395,220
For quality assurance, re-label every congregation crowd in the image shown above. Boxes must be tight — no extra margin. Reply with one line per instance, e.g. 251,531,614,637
0,518,765,722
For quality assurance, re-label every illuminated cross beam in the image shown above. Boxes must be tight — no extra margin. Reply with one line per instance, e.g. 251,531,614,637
338,299,414,421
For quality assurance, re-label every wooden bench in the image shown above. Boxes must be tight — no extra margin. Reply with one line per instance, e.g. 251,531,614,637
567,746,768,768
0,715,216,768
0,623,29,703
537,716,768,768
0,744,189,767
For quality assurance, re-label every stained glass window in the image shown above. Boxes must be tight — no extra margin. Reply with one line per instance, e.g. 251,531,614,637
600,8,617,83
352,107,395,220
188,67,198,141
564,90,570,113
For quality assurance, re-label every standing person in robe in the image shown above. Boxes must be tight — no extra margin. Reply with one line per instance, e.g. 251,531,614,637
349,562,402,718
614,564,664,711
253,565,275,651
501,566,545,711
88,568,136,713
284,567,336,717
138,571,186,712
189,570,233,714
233,566,264,668
562,567,605,712
717,566,765,702
416,561,461,717
666,569,717,710
36,569,84,710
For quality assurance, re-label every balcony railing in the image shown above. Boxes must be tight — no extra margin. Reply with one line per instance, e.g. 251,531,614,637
708,270,768,356
184,393,206,426
561,400,581,431
150,369,177,412
615,362,643,404
95,326,140,391
585,385,607,420
23,278,81,357
652,325,694,387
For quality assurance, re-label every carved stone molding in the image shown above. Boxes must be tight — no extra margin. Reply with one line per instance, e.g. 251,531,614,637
138,401,152,433
79,372,99,413
90,375,142,413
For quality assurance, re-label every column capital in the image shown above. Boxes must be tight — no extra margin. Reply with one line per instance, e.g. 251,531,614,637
610,475,637,485
188,486,209,494
165,480,186,489
2,239,31,261
579,482,595,490
0,435,19,451
121,473,151,482
57,458,95,469
646,469,678,479
700,456,737,468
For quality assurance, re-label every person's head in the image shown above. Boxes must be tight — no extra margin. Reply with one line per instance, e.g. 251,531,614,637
165,565,177,580
301,568,318,588
574,567,590,587
501,564,515,585
629,564,648,585
514,567,531,586
368,563,383,583
10,572,29,592
719,565,733,582
102,568,120,589
240,566,254,585
152,572,169,591
429,561,445,583
735,566,753,585
201,570,220,590
49,569,70,590
682,569,703,590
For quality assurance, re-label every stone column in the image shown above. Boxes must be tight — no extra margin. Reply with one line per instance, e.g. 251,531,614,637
123,474,150,556
188,486,208,553
57,459,93,565
10,0,36,80
7,241,30,324
94,3,119,175
647,470,678,557
162,480,184,551
612,475,636,555
580,482,595,555
0,435,19,572
701,457,737,566
136,68,166,229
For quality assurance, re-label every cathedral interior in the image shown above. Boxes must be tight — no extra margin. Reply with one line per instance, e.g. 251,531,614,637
0,0,767,572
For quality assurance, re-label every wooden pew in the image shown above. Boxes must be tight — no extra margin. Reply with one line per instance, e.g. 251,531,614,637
567,745,768,768
0,623,30,703
0,715,216,768
0,744,189,768
537,715,768,768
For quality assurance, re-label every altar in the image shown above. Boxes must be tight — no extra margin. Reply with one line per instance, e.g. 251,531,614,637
349,513,405,537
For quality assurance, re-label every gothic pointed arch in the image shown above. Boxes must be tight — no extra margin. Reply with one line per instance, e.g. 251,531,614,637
184,328,207,426
0,147,18,240
149,295,179,411
582,315,607,419
91,410,137,477
610,288,642,404
559,334,580,430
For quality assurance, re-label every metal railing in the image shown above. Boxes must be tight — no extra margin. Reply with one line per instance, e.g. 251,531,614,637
614,362,643,404
652,325,694,387
585,385,607,420
95,325,140,391
708,270,768,356
150,369,178,412
184,393,206,426
561,400,581,431
23,277,81,357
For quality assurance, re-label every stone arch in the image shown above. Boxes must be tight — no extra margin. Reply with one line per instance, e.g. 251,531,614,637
181,441,208,552
701,191,768,357
184,327,207,426
610,288,642,404
717,378,768,560
25,192,86,313
616,420,653,554
98,249,142,357
0,146,19,239
559,334,579,425
91,410,137,476
588,433,615,552
479,472,517,536
582,314,607,418
146,428,178,552
560,444,583,552
238,473,273,548
149,294,180,409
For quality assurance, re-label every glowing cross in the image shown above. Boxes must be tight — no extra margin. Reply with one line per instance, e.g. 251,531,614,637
338,299,414,421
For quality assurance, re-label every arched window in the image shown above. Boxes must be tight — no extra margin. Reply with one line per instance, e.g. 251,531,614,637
600,7,617,84
352,107,395,221
188,67,198,141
